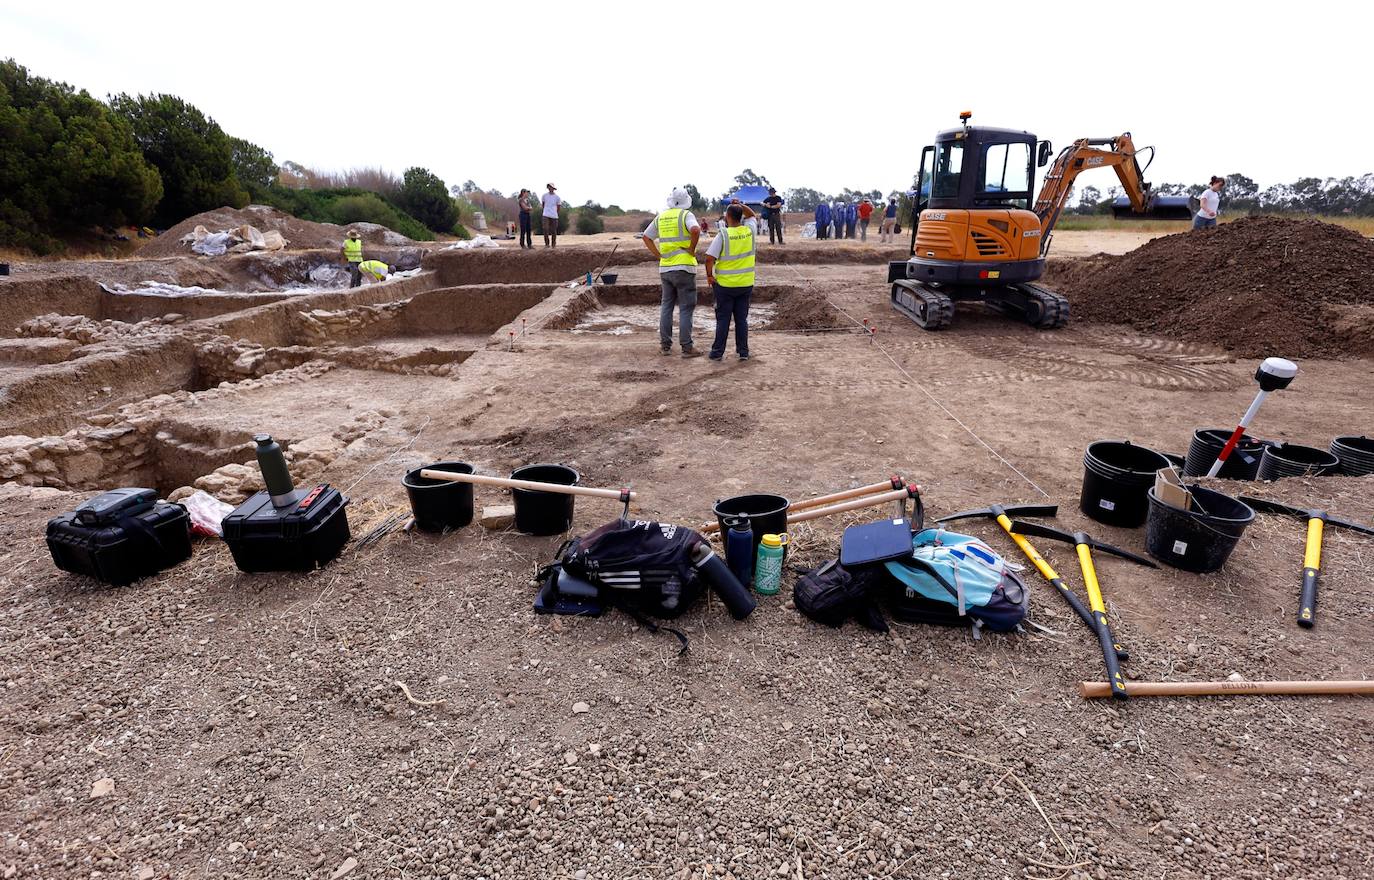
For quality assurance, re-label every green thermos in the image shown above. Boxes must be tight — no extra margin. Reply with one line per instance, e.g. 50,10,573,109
254,434,297,507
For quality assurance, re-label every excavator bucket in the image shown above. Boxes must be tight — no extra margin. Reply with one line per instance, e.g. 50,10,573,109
1111,195,1194,220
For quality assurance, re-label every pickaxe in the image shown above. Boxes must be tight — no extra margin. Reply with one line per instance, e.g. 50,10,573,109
1239,497,1374,628
1010,521,1157,700
936,503,1128,661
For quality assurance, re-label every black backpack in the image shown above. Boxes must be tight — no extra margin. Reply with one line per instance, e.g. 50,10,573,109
793,558,890,632
539,519,708,651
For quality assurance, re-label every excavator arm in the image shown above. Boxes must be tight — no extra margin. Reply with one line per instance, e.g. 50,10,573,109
1032,133,1153,252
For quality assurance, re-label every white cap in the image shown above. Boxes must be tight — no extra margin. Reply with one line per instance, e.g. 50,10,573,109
1260,357,1298,379
667,188,691,209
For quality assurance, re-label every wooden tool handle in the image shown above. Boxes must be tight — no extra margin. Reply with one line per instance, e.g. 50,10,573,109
788,478,904,513
784,487,911,525
701,478,907,535
1078,679,1374,698
418,469,635,501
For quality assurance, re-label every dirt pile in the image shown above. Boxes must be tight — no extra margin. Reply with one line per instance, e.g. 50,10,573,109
142,205,416,257
766,287,844,330
1047,216,1374,357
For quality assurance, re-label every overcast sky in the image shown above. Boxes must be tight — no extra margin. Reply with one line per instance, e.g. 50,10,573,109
5,1,1367,210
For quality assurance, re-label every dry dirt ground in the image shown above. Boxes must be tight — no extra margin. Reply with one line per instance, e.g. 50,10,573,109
1,234,1372,880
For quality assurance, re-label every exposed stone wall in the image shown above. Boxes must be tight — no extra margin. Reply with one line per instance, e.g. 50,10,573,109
0,424,152,491
194,336,317,386
18,312,186,344
292,300,408,345
0,363,335,493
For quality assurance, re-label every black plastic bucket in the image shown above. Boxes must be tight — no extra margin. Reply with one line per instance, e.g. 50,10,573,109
403,461,475,532
1257,443,1340,480
1331,435,1374,477
1182,428,1265,480
1080,440,1171,528
511,464,580,536
1145,485,1254,573
713,494,790,552
0,263,9,276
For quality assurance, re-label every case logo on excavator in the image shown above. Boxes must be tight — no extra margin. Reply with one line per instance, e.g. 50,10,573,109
925,211,947,220
1084,157,1105,166
1022,229,1042,237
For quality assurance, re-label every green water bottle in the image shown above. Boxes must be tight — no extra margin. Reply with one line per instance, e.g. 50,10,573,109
753,533,787,595
254,433,297,508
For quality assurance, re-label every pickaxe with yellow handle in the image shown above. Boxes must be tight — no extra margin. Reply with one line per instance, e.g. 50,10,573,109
936,503,1128,662
1010,520,1157,700
1240,496,1374,629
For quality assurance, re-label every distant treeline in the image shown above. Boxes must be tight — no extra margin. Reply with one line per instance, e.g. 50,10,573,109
0,59,470,252
1075,173,1374,216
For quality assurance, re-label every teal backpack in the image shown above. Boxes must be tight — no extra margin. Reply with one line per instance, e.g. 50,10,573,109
882,528,1029,634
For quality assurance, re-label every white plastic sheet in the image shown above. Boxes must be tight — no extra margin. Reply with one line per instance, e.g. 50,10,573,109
444,234,500,250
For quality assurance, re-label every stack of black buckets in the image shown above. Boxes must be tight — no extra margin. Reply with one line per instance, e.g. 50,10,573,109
1080,431,1370,575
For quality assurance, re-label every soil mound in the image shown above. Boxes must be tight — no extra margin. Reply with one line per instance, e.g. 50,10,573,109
1047,216,1374,358
142,205,415,258
765,287,844,331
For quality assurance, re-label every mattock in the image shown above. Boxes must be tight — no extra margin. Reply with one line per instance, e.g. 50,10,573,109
1010,520,1157,700
936,503,1128,662
1240,496,1374,628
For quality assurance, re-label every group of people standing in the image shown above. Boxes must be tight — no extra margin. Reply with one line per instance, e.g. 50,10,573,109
516,183,566,249
814,196,899,242
642,188,756,362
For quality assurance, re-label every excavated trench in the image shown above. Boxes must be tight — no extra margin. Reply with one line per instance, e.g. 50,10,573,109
0,247,630,498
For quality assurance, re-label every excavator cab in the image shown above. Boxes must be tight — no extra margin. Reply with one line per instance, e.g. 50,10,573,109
889,112,1171,331
889,117,1064,330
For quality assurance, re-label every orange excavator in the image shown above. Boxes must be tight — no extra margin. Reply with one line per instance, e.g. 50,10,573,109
888,112,1190,330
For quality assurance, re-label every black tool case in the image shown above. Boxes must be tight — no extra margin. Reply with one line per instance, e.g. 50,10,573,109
46,488,193,585
221,484,350,572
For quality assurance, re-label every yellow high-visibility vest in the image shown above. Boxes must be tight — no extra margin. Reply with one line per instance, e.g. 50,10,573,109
358,259,388,280
343,238,363,262
656,208,696,269
715,224,755,288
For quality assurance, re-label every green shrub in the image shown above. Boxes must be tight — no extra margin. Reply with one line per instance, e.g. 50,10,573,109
574,210,604,235
451,222,472,240
109,92,247,227
392,166,458,232
328,193,433,241
0,59,162,251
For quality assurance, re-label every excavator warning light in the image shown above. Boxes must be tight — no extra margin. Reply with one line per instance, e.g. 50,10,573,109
959,111,972,120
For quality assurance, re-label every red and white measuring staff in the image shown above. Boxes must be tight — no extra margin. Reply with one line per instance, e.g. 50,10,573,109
1207,357,1298,477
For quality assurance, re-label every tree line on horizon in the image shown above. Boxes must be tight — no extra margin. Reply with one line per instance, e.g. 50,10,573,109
6,56,1374,254
0,59,469,253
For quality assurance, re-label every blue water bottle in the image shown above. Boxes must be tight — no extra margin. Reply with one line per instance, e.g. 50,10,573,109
723,517,754,587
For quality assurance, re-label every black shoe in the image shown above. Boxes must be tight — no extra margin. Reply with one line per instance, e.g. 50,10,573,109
739,353,751,361
661,345,672,356
708,354,724,362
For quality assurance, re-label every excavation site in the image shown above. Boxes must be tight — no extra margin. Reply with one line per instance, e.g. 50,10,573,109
2,225,1372,880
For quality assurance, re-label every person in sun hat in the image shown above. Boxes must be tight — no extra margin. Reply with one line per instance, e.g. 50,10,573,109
641,187,704,358
340,229,364,288
540,183,565,247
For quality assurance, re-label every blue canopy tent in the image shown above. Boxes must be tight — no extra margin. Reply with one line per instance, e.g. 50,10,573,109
719,185,772,210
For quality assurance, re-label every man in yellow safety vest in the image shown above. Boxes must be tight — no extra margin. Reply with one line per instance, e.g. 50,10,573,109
703,200,757,361
358,260,392,283
341,229,364,288
640,188,703,357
